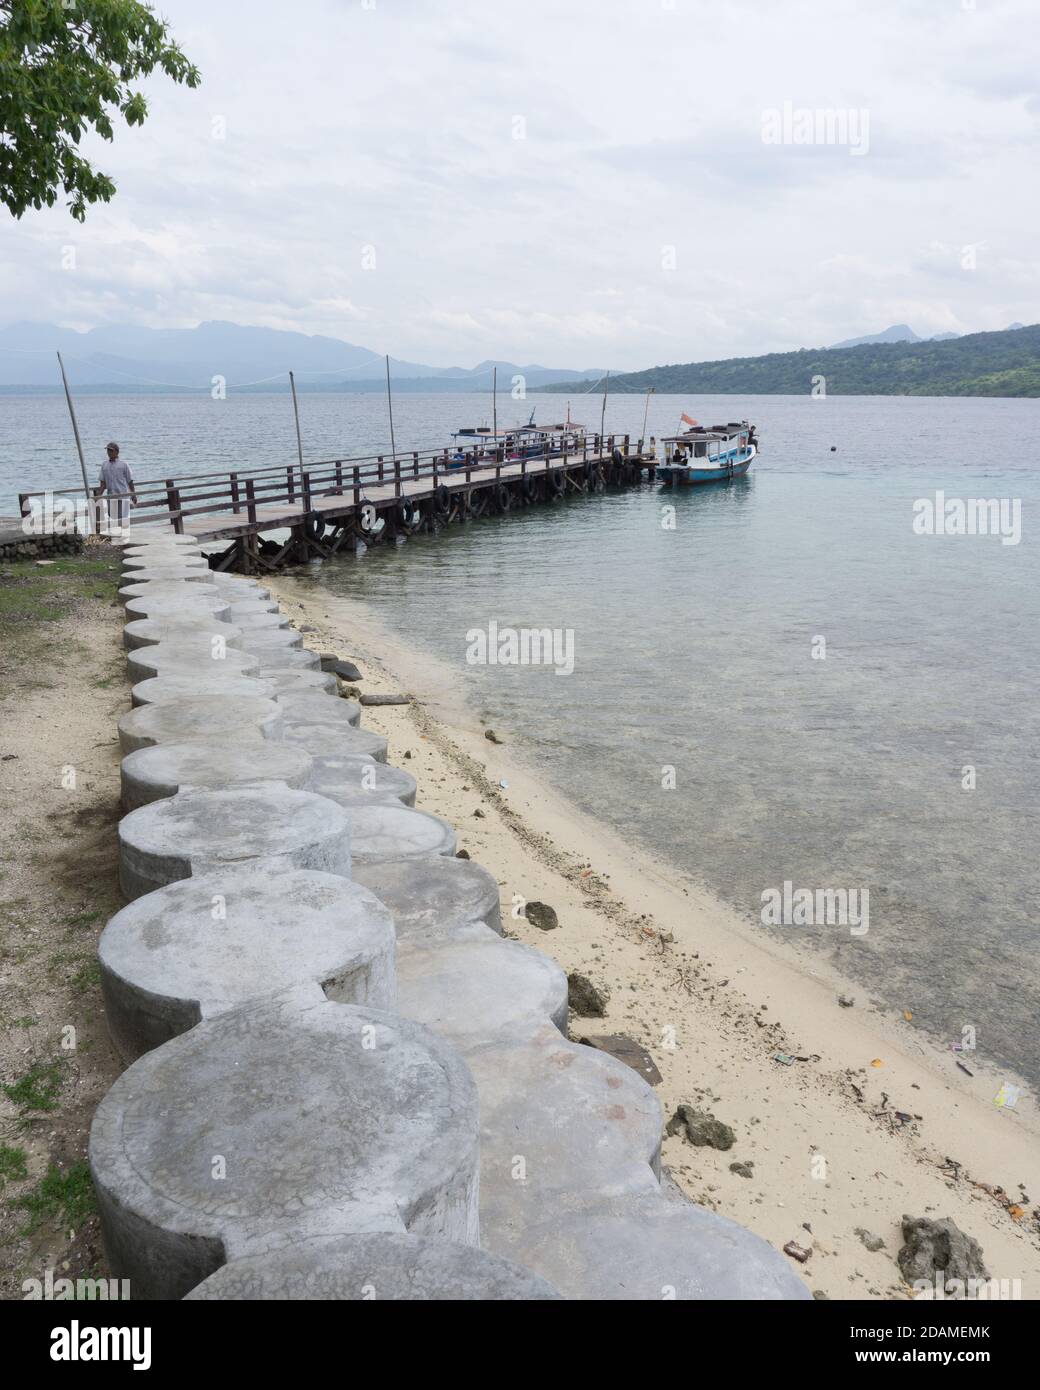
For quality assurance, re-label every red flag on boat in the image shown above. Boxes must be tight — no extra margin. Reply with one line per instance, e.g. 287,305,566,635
681,412,698,426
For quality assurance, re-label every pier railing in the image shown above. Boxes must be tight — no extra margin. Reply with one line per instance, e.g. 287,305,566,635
19,432,635,535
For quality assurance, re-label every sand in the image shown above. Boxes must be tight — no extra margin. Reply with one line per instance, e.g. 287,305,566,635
268,570,1040,1301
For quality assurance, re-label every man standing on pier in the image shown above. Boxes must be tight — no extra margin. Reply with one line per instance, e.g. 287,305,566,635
96,442,138,533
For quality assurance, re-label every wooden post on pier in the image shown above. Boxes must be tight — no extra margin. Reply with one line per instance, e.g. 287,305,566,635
166,481,184,534
385,355,398,470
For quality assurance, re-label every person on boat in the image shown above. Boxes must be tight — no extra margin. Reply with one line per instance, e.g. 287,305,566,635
96,442,138,530
647,436,657,459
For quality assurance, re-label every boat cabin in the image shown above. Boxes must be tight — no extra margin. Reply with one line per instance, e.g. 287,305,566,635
449,420,586,464
661,421,753,466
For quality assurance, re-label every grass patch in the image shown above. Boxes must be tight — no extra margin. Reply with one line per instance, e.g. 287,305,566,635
2,1060,64,1113
0,1144,28,1184
70,960,101,994
0,552,122,694
63,910,106,929
14,1162,96,1235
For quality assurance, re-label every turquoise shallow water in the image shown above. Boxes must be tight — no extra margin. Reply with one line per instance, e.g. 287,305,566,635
3,390,1037,1086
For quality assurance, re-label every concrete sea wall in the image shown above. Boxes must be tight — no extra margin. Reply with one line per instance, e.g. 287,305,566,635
87,528,809,1301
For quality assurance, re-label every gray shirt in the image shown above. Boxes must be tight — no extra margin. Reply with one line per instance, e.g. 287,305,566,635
99,458,135,496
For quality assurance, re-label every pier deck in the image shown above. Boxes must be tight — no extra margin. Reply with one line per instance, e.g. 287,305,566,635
19,432,653,571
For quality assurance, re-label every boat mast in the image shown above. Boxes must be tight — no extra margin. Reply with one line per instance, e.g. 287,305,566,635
492,365,497,441
600,371,609,450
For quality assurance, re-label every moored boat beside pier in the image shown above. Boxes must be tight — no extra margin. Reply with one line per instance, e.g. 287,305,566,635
656,421,757,486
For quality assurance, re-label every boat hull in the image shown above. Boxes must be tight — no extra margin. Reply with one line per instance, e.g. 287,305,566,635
657,447,755,486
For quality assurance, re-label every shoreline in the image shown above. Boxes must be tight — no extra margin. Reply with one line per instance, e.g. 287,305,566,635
269,567,1040,1300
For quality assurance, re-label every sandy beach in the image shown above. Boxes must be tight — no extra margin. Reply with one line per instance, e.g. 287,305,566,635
269,569,1040,1301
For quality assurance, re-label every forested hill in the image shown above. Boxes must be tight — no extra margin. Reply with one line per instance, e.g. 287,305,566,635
535,324,1040,397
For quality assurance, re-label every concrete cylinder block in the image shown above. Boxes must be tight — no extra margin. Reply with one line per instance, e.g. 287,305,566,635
282,721,388,762
122,554,208,574
124,595,232,624
227,599,280,620
117,785,351,898
260,668,338,696
226,610,292,633
122,538,200,555
482,1189,812,1301
345,803,457,864
273,692,361,726
126,643,261,684
257,648,322,672
124,530,199,543
184,1232,560,1301
309,755,416,807
119,563,211,578
129,674,277,709
99,866,396,1059
121,739,313,809
470,1025,663,1221
209,576,271,600
352,855,503,936
89,991,480,1299
397,936,569,1045
117,694,283,754
122,620,245,652
119,580,222,605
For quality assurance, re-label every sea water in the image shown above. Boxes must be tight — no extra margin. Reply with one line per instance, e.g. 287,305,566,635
3,389,1036,1087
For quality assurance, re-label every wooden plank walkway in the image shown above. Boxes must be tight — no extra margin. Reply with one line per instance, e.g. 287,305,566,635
18,432,654,570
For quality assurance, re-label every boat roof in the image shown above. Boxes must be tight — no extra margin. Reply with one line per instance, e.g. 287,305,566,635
453,423,584,437
661,422,750,444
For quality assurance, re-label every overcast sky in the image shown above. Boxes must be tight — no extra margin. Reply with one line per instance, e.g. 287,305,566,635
2,0,1037,370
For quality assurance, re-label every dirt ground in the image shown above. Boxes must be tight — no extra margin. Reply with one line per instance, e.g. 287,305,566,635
0,544,126,1299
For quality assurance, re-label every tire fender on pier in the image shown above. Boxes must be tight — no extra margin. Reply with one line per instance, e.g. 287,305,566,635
356,499,380,538
303,512,325,543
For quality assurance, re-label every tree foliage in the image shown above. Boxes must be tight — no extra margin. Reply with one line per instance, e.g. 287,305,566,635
539,326,1040,399
0,0,199,221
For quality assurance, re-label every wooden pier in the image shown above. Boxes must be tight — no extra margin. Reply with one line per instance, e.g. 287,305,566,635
19,432,654,573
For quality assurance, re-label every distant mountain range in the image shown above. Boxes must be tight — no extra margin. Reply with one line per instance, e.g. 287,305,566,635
536,324,1040,398
4,318,1036,397
827,321,1023,349
0,321,606,393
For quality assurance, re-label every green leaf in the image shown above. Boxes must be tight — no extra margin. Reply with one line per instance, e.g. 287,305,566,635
0,0,201,220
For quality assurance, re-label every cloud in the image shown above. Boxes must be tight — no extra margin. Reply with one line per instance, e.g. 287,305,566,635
0,0,1037,368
